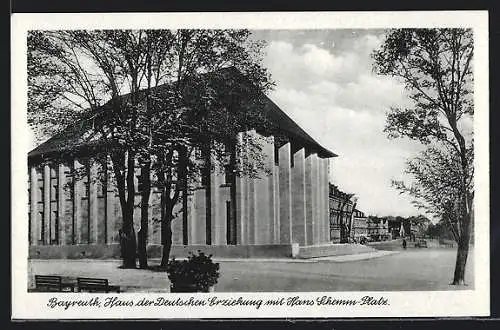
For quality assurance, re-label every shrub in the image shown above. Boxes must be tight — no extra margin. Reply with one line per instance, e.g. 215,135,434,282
166,251,220,292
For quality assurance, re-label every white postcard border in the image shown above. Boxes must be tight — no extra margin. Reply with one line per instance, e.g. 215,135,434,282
11,11,490,319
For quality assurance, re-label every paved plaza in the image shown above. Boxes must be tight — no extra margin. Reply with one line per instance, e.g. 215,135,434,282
27,247,474,292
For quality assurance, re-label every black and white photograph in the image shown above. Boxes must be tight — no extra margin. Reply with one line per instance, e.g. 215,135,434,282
11,11,489,319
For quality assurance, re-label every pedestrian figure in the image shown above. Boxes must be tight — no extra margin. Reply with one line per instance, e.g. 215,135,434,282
402,238,407,249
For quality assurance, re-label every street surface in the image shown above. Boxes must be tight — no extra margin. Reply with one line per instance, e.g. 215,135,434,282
28,247,473,292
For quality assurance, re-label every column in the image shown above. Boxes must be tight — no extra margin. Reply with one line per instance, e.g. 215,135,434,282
192,188,206,244
266,136,276,244
246,130,258,245
278,142,292,244
314,155,322,245
318,158,326,244
310,154,320,245
57,163,65,245
291,148,306,246
247,178,256,244
89,161,99,244
273,165,280,243
254,137,272,244
29,166,38,246
73,159,83,244
235,175,247,245
323,158,331,243
105,161,116,244
61,163,74,245
305,154,314,245
210,167,225,245
186,187,196,245
43,164,50,245
172,202,183,245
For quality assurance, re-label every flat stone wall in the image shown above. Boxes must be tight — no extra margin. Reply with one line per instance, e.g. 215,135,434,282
29,244,295,259
29,243,381,259
297,243,377,259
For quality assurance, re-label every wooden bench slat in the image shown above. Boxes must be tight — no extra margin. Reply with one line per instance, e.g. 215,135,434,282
35,275,74,292
76,277,120,293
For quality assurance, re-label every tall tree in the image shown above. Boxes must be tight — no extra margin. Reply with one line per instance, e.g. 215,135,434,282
148,30,274,266
28,30,177,268
28,29,274,268
373,28,474,285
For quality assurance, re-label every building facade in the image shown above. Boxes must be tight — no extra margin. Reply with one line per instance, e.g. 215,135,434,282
366,217,390,241
27,71,336,259
351,209,368,241
328,184,355,243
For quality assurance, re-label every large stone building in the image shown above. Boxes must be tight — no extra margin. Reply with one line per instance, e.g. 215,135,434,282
27,68,337,259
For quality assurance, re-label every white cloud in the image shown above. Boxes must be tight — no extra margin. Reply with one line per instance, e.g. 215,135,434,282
263,32,424,217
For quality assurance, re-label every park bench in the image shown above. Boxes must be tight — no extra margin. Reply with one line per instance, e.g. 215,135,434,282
35,275,74,292
76,277,120,293
415,239,428,248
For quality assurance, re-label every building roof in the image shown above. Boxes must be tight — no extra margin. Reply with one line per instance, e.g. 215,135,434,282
29,67,337,160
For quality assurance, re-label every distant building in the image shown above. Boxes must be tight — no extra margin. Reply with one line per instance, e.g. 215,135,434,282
366,216,390,241
351,209,368,241
328,184,355,243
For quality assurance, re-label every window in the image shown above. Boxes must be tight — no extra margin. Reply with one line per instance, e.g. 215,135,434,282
274,144,280,166
28,212,31,243
201,172,210,187
39,211,44,242
51,210,59,244
97,181,105,197
52,184,58,201
136,173,144,193
68,180,74,200
82,177,89,198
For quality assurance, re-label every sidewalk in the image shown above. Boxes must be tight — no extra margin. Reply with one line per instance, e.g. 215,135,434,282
312,250,398,262
214,250,398,263
30,249,398,264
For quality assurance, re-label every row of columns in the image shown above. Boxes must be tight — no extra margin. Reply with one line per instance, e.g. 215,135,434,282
232,131,330,246
29,159,123,246
29,131,331,248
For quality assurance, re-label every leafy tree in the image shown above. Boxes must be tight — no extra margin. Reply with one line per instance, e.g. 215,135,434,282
373,28,474,285
135,30,274,266
28,29,273,268
28,30,179,268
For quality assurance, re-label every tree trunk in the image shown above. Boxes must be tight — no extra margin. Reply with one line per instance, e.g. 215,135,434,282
120,210,137,269
452,235,470,285
452,211,471,285
138,164,151,269
161,218,173,267
119,150,138,269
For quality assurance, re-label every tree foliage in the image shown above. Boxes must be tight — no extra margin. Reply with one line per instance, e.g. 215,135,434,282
373,28,474,284
373,29,473,146
27,29,274,268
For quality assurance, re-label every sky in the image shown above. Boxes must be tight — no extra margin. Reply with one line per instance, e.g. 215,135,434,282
26,29,427,218
252,29,425,217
